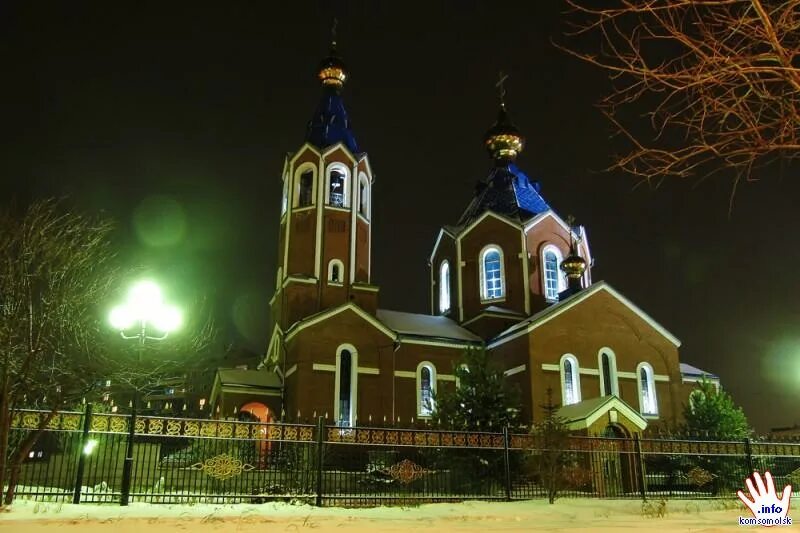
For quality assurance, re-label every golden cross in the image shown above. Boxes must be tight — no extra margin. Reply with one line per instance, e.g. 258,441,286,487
495,71,508,106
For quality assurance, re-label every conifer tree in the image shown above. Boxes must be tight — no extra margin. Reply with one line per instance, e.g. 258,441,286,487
432,347,521,431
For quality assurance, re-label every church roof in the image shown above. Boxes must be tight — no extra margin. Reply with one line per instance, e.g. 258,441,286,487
680,363,719,379
556,395,648,431
376,309,482,343
458,162,550,226
216,368,282,389
305,89,359,154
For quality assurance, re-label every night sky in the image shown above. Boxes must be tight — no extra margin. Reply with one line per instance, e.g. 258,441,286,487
3,2,798,433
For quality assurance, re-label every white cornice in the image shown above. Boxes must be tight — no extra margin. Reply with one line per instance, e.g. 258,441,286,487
286,302,397,343
456,211,522,242
288,143,322,166
489,281,681,349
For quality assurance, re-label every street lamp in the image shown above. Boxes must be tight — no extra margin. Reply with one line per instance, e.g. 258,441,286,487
108,279,181,506
109,280,182,347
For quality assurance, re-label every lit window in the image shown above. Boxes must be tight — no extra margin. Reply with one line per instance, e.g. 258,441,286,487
439,261,450,314
599,349,619,396
281,175,288,214
328,259,344,284
417,362,437,417
542,245,565,301
638,363,658,416
298,171,314,207
335,345,358,427
358,174,369,219
480,246,504,301
328,167,347,207
561,355,581,405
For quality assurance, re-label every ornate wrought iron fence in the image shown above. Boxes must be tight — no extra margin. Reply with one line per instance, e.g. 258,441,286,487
7,408,800,506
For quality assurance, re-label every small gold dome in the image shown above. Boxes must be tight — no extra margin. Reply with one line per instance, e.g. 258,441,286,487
484,106,525,160
317,46,348,89
560,253,587,279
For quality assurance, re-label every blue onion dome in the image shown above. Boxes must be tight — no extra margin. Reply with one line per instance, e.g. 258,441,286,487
317,42,348,91
484,104,525,161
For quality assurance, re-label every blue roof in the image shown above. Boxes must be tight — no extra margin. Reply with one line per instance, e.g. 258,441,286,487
458,162,551,226
305,89,359,153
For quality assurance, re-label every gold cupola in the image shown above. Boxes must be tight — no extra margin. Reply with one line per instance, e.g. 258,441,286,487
560,250,587,281
484,104,525,161
317,41,348,91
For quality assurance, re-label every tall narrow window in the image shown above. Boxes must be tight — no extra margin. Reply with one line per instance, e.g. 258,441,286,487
599,349,618,396
281,176,288,215
328,168,346,207
439,261,450,314
542,244,565,301
337,349,353,426
298,170,314,207
417,362,437,417
638,363,658,416
328,259,344,284
358,174,369,218
561,355,581,406
481,246,504,301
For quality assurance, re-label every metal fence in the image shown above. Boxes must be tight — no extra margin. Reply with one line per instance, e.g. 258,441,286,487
7,408,800,506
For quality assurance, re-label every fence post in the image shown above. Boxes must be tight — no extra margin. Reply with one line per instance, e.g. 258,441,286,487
502,426,512,501
315,416,325,507
120,395,138,506
72,403,93,504
633,434,647,501
744,437,754,474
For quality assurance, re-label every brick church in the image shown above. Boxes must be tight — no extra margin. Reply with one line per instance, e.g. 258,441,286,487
209,42,719,437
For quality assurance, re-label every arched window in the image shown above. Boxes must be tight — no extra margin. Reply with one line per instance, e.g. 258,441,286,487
294,165,316,208
328,259,344,284
637,363,658,416
542,244,565,302
598,348,619,397
480,245,505,301
281,175,288,215
358,174,370,219
327,165,348,207
560,354,581,406
439,261,450,314
417,362,437,417
335,345,358,427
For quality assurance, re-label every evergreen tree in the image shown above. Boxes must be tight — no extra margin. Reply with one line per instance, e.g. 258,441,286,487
432,347,521,431
531,387,573,503
683,379,751,439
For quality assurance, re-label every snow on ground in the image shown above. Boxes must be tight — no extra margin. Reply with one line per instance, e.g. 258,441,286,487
0,498,768,531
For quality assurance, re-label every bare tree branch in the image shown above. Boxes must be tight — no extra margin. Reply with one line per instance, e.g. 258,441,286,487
559,0,800,204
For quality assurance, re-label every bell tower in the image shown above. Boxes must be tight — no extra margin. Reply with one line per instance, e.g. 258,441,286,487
270,39,378,335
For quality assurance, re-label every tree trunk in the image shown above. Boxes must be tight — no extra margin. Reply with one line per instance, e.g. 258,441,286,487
0,383,11,509
3,409,57,505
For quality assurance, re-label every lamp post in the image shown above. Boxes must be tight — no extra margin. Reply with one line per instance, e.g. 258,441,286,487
109,280,181,506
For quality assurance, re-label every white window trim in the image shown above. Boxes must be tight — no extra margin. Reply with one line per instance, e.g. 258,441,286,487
325,163,350,207
281,173,289,215
636,362,659,417
559,354,581,406
439,260,451,314
293,163,317,208
416,361,437,418
598,347,619,397
479,244,505,303
327,259,344,285
357,173,370,220
334,344,358,427
541,244,566,302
